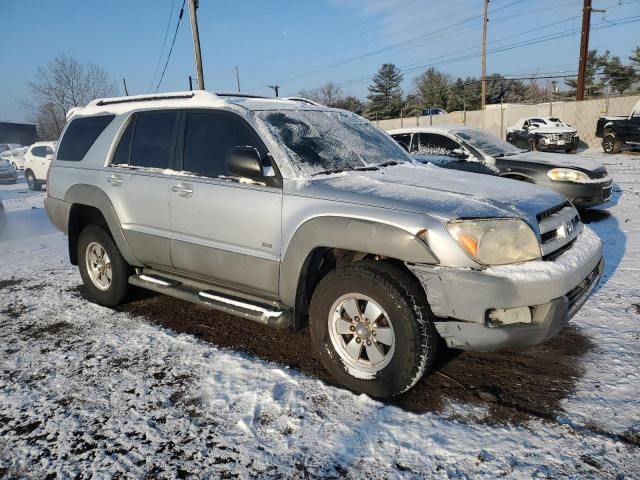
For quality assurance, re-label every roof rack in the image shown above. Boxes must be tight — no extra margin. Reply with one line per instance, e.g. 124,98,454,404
284,97,324,106
215,92,268,99
95,92,196,106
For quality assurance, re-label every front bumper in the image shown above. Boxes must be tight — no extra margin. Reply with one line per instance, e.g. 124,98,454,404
537,178,613,209
408,227,603,351
537,135,579,151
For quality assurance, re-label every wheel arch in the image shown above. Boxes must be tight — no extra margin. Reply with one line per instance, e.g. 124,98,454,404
65,184,141,267
280,216,439,329
499,172,535,183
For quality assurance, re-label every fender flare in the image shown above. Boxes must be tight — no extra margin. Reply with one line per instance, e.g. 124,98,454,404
64,183,142,267
499,172,535,183
278,216,439,306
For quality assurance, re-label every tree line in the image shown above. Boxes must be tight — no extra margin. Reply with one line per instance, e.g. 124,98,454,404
299,45,640,120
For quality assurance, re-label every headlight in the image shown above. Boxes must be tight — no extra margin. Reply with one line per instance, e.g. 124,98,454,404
447,219,541,265
546,168,590,182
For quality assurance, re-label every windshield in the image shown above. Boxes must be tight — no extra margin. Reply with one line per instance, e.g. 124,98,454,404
257,109,410,175
453,128,523,157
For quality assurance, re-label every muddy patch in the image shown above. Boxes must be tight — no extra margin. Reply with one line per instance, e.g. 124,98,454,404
117,294,594,424
1,302,28,319
0,278,24,291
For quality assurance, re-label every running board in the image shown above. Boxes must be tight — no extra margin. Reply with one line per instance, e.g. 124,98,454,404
128,274,292,329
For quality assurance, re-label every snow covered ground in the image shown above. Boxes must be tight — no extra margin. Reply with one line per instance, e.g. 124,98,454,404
1,153,639,478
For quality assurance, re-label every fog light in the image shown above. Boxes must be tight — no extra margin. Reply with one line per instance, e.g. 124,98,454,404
486,307,532,327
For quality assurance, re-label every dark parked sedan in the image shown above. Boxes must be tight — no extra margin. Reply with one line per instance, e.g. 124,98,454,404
389,126,612,209
0,158,18,185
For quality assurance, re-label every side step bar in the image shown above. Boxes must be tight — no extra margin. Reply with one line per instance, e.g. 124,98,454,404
128,274,292,329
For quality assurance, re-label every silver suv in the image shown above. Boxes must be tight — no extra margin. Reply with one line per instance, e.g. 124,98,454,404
45,91,603,397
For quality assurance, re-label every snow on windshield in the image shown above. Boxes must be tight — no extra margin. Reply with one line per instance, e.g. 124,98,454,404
257,110,410,175
453,128,522,157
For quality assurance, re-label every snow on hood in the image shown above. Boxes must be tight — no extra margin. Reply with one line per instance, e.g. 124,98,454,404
286,163,566,223
529,125,577,134
507,152,606,173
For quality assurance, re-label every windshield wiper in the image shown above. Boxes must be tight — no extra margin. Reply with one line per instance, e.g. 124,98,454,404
378,161,399,168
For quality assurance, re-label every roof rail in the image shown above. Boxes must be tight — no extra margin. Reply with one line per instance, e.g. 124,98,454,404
215,92,268,99
284,97,326,107
94,91,197,107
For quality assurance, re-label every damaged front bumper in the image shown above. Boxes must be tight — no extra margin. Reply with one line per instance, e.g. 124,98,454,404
408,228,603,351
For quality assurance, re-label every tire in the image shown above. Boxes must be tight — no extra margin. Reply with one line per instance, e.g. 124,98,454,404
309,260,439,398
25,170,40,191
77,224,133,307
564,147,577,154
602,133,621,154
528,137,539,151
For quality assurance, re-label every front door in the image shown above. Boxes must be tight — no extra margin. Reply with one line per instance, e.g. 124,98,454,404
104,110,179,269
169,110,282,297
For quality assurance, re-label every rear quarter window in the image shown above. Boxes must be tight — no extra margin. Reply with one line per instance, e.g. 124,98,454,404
57,115,115,161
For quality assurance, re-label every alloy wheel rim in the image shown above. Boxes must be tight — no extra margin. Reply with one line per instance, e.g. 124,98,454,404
328,294,395,374
85,241,112,291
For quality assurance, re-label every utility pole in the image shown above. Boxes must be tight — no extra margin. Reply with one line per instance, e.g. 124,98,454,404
188,0,205,90
481,0,489,110
122,78,129,96
235,66,241,92
268,85,280,97
576,0,606,101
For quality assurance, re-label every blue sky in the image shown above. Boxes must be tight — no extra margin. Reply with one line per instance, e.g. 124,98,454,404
1,0,639,123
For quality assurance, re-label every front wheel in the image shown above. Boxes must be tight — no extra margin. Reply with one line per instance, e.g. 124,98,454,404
528,137,539,151
78,224,133,306
310,261,439,398
602,133,621,154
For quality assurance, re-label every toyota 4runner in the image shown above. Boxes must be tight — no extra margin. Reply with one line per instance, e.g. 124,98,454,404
45,91,603,397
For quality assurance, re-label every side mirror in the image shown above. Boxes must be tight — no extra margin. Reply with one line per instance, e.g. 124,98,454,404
226,146,264,178
449,148,468,160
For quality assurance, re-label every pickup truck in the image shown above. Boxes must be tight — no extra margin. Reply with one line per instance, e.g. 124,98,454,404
596,100,640,153
45,91,603,397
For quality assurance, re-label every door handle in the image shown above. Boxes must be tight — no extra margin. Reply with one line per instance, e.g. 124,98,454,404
107,174,123,186
171,183,193,197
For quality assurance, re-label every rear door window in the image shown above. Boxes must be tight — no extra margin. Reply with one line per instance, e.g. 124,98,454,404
57,115,115,161
129,111,178,169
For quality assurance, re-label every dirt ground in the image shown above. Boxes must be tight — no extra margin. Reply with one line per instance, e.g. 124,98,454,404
104,286,593,427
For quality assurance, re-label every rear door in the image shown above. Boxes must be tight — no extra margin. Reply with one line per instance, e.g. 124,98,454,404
104,110,178,269
169,109,282,297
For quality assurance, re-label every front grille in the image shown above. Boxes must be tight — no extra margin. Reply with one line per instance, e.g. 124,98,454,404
537,201,571,222
537,202,582,258
566,263,601,316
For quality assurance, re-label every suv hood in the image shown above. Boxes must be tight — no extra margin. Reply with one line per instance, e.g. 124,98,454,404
505,151,606,174
286,163,566,225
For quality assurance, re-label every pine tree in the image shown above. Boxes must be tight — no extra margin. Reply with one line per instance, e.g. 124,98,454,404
602,56,636,94
366,64,404,119
413,67,451,110
564,49,609,98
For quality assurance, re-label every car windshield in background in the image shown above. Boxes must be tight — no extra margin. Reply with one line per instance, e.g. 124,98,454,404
257,109,410,175
454,128,523,157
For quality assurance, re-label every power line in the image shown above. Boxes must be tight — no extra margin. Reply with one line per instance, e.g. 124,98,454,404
148,0,176,92
155,0,186,93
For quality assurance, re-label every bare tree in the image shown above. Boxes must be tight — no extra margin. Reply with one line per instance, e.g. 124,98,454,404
298,82,344,107
25,55,117,139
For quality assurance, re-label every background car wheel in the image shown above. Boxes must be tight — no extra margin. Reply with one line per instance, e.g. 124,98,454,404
564,147,577,154
77,224,133,307
602,134,621,154
25,171,40,191
310,260,439,398
528,137,539,151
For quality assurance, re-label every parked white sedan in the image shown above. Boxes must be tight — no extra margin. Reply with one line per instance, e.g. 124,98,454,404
23,141,57,191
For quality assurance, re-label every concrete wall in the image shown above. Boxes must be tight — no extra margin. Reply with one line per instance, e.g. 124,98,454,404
376,95,640,149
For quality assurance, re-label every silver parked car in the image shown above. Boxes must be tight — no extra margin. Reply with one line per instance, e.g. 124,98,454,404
45,91,603,397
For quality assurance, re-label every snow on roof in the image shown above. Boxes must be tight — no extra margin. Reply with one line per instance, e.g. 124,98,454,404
68,91,332,120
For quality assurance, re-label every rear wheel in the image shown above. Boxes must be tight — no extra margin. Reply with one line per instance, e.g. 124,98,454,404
602,133,621,154
564,147,577,154
309,260,439,397
78,224,133,306
25,170,40,191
